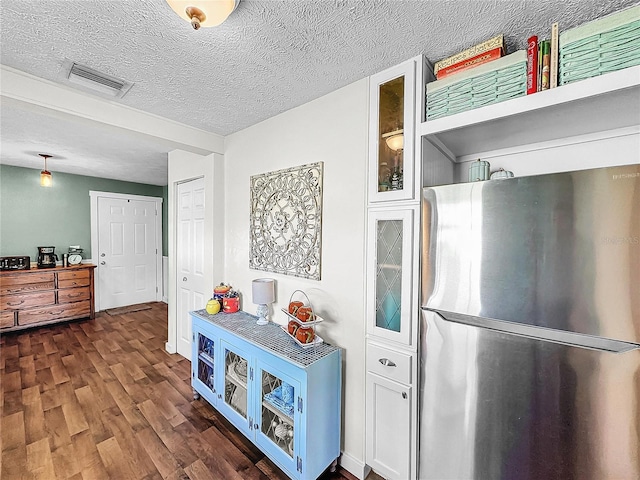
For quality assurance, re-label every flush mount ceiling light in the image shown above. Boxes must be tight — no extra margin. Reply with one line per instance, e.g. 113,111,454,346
166,0,240,30
39,154,52,187
382,128,404,151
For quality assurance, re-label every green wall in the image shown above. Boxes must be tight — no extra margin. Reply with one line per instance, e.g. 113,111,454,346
0,165,166,260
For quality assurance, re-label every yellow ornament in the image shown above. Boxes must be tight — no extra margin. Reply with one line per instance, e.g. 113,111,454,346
206,299,221,315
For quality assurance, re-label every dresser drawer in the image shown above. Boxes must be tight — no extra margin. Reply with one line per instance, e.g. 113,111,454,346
18,301,91,326
58,286,90,304
58,269,90,281
0,311,15,329
0,281,55,295
0,272,55,286
58,277,90,288
1,291,56,311
1,273,55,293
366,342,412,385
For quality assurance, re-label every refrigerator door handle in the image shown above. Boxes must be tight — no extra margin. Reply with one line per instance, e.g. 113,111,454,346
378,358,397,367
426,308,640,354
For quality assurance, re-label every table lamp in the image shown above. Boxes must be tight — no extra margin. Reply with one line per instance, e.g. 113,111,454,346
252,278,275,325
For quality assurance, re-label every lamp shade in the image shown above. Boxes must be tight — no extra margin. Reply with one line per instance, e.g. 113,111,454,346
252,278,275,305
382,129,404,151
39,154,53,187
166,0,240,28
40,170,52,187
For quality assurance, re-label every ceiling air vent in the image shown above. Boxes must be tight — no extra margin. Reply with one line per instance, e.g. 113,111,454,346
64,61,133,98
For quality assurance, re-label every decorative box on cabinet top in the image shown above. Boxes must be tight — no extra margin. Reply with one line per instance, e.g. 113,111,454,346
560,4,640,85
426,50,527,120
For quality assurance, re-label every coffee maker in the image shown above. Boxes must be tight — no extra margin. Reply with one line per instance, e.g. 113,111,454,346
37,246,58,268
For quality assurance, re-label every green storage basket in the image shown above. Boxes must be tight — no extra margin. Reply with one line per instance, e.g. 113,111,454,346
560,5,640,85
426,50,527,120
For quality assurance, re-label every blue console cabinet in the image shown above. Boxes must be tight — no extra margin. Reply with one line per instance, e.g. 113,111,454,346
191,310,342,479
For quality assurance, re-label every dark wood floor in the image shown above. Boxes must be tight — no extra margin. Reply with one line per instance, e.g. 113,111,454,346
0,303,360,480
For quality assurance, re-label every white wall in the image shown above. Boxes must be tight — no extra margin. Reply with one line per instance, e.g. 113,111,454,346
224,78,369,474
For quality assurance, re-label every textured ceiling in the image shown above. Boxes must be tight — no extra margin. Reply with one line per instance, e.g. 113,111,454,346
1,0,636,185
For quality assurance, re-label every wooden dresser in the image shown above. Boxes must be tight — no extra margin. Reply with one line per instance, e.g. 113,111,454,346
0,264,95,332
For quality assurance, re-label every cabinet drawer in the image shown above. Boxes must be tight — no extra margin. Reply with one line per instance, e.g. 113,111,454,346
0,272,55,286
58,286,90,303
1,272,55,291
0,281,55,295
366,343,412,385
0,291,56,311
58,278,90,289
58,270,90,281
18,301,91,326
0,311,15,329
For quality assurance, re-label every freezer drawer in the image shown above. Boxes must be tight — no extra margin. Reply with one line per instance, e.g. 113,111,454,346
419,310,640,480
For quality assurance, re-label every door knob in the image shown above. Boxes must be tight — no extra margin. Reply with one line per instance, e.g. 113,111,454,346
100,261,106,265
183,277,187,281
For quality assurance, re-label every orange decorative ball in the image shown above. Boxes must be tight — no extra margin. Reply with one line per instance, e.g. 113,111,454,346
295,327,315,344
287,320,299,336
288,301,303,315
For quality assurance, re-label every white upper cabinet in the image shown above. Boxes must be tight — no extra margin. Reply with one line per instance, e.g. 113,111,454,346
366,206,418,346
368,58,420,203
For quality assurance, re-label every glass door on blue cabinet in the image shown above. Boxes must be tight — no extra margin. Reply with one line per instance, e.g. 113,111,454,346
194,331,217,404
257,365,300,471
222,342,250,430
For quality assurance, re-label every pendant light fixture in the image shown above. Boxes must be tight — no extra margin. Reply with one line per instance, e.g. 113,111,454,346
165,0,240,30
39,154,52,187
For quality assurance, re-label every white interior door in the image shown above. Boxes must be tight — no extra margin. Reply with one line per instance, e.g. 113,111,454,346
176,177,207,358
96,195,160,310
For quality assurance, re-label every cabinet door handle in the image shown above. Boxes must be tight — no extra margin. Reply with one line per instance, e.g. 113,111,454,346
402,392,407,399
7,299,25,307
379,358,396,367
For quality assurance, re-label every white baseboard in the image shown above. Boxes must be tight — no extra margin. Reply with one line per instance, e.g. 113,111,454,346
340,451,369,480
165,342,176,354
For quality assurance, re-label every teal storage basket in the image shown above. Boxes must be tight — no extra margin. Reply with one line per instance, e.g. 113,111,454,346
560,5,640,85
426,50,527,120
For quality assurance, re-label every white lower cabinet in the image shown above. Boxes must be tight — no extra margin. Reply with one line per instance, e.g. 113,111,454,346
366,372,412,480
366,340,415,480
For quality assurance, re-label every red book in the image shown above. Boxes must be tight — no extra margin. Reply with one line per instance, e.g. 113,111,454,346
436,47,503,80
527,35,538,94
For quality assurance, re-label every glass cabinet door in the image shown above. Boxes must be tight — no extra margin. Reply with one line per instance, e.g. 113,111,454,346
261,371,295,456
366,207,417,345
197,333,216,391
369,59,416,203
223,345,249,421
256,365,299,473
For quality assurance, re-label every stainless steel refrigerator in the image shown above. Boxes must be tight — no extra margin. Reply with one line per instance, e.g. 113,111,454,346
419,164,640,480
